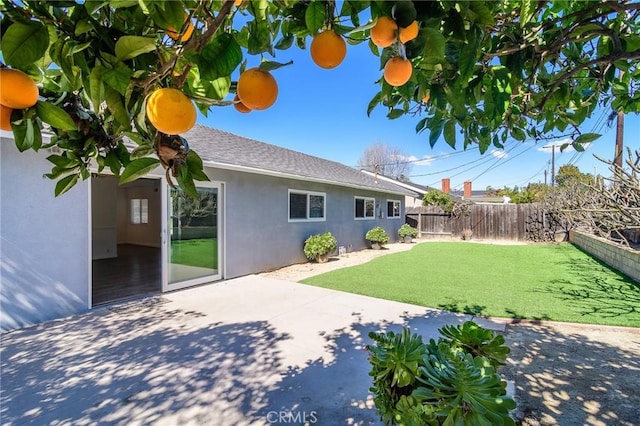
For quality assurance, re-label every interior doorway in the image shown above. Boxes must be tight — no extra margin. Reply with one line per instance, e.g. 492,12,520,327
91,176,162,305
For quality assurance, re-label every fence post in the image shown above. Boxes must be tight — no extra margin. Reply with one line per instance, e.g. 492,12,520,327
418,212,422,238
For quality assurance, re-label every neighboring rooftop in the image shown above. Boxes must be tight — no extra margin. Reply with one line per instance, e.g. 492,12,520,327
184,125,414,195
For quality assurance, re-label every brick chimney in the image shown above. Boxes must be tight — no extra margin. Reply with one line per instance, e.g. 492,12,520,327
441,178,450,194
464,180,472,198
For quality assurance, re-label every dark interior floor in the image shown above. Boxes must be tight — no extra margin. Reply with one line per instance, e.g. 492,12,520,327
92,244,161,306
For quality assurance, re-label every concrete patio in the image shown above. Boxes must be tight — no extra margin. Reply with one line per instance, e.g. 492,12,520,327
0,276,504,425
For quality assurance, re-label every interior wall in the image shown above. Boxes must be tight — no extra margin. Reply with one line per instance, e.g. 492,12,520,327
91,176,118,259
116,180,161,247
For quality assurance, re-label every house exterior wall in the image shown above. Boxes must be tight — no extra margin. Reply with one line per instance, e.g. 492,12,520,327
207,167,405,278
1,136,90,332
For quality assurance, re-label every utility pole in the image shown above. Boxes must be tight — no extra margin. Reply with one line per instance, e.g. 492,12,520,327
544,168,548,186
615,109,624,169
551,145,556,187
614,70,624,170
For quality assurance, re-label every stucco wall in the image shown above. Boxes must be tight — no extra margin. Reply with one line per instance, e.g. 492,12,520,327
209,167,405,278
1,135,90,331
570,229,640,283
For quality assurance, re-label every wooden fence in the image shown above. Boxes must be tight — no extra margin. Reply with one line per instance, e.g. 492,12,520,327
405,204,565,242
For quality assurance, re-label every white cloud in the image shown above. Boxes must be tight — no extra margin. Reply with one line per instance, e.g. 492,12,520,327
491,149,508,158
536,138,591,153
404,155,434,166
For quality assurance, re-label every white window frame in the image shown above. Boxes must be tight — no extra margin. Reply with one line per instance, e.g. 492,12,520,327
288,189,326,222
387,199,402,219
130,198,149,224
354,196,375,220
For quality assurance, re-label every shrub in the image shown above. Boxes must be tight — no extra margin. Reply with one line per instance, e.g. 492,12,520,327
422,190,455,212
367,321,516,425
303,232,337,260
366,226,389,245
398,223,418,239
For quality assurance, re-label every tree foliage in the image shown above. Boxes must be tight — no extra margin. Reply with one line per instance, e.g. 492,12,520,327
555,164,595,187
1,0,639,196
357,142,413,180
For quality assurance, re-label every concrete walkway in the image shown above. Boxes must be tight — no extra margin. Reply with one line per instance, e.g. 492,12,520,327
0,276,504,425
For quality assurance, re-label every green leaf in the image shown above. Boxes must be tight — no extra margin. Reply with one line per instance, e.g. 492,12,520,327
422,28,446,62
103,64,132,95
573,133,601,145
247,20,272,55
274,34,294,50
47,154,80,169
186,150,210,182
89,66,105,111
12,117,36,152
104,87,131,131
387,109,405,119
198,33,243,80
35,101,77,131
305,1,326,34
115,36,157,61
259,60,294,71
176,164,198,199
444,120,457,148
55,174,79,197
119,157,160,184
1,21,50,68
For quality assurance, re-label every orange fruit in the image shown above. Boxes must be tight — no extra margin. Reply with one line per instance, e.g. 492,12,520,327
233,94,251,113
310,30,347,69
0,68,39,109
166,13,194,42
399,21,419,44
422,92,430,103
1,104,13,131
237,68,278,110
145,88,197,135
370,16,398,48
384,56,413,86
234,0,242,5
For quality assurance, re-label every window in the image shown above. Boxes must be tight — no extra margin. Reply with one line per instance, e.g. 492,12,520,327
355,196,375,219
387,200,401,218
130,198,148,224
289,190,326,221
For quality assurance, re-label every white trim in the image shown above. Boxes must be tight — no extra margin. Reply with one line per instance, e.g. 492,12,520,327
288,189,327,222
165,180,223,292
87,175,93,309
354,196,375,220
386,199,402,219
203,159,409,197
360,169,428,195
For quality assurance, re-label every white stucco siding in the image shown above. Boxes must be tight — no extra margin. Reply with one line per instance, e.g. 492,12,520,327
1,134,90,331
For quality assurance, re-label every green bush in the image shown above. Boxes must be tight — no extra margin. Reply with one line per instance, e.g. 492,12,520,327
366,226,390,245
367,321,516,425
398,223,418,239
303,232,337,260
422,190,455,212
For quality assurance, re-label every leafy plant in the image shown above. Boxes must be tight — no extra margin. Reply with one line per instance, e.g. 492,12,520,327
398,223,418,239
303,232,337,260
366,226,390,245
367,321,515,426
423,190,455,213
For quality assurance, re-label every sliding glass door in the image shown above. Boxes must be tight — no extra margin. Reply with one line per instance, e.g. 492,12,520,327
163,182,221,291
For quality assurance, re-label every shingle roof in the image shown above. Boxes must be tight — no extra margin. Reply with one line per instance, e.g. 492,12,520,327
183,124,413,195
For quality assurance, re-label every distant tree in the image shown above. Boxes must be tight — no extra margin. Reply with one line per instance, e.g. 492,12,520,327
490,183,549,204
358,142,413,180
556,165,594,187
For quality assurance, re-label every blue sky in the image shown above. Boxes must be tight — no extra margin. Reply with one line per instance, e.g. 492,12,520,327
198,37,639,192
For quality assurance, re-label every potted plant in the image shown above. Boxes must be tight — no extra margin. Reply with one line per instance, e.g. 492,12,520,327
398,223,418,243
461,228,473,240
367,321,515,425
366,226,389,250
303,232,337,263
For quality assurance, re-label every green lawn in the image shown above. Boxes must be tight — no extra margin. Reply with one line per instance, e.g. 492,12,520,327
171,238,217,269
301,242,640,327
